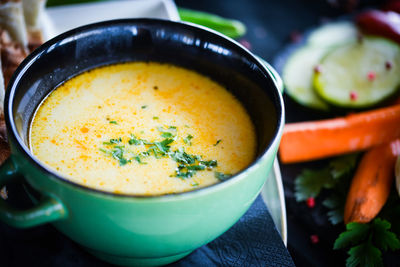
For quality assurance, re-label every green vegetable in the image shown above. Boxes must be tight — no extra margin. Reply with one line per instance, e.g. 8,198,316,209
152,116,159,120
141,105,147,109
294,154,358,201
183,134,193,145
100,127,218,179
314,36,400,108
178,8,246,39
307,21,358,47
282,46,331,110
282,21,358,110
214,172,231,181
213,139,222,146
109,120,118,124
334,218,400,267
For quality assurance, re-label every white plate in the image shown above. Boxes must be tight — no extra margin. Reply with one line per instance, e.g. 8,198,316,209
44,0,287,245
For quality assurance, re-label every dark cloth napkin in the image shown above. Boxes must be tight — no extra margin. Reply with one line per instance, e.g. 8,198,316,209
0,192,294,267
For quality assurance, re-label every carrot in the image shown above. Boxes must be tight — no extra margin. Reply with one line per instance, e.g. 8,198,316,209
279,105,400,163
344,139,400,224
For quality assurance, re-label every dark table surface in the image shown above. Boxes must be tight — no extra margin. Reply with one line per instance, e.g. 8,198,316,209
175,0,398,266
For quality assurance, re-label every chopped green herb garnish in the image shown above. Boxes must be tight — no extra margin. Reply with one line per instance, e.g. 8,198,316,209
100,126,218,179
109,120,118,124
214,172,231,181
141,105,147,109
133,155,147,164
153,116,159,120
129,134,143,145
187,164,206,171
161,132,173,138
214,139,222,146
201,160,218,168
183,134,193,145
154,138,174,154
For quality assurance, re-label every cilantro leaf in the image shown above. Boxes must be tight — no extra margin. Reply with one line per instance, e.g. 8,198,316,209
346,240,383,267
371,218,400,251
294,168,333,201
334,222,370,250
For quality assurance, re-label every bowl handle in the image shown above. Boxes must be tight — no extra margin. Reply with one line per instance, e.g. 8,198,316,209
0,158,67,228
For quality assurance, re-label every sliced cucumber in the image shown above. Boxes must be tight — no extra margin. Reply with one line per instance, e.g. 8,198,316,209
314,36,400,108
308,21,358,47
282,21,358,110
283,46,330,110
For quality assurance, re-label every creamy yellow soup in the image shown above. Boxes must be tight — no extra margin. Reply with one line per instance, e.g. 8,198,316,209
29,62,256,195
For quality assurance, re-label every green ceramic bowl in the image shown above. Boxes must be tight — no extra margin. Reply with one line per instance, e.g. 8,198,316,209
0,19,284,266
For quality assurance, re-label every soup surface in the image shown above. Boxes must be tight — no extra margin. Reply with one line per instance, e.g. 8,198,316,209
30,62,256,195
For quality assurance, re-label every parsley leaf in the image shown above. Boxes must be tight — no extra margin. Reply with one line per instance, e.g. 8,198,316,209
161,132,173,138
109,120,118,124
334,222,370,250
294,168,333,201
334,218,400,267
371,218,400,251
141,105,147,109
215,172,231,181
346,239,382,267
183,134,193,145
214,139,222,146
330,154,358,179
294,154,358,201
323,193,346,225
129,134,143,145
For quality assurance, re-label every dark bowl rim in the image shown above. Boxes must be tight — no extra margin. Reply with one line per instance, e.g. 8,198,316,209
5,18,285,200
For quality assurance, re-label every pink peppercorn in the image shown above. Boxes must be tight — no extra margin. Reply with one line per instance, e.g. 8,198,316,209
290,30,302,43
313,65,323,74
350,91,358,101
310,235,319,244
306,197,315,208
367,71,376,81
386,61,392,70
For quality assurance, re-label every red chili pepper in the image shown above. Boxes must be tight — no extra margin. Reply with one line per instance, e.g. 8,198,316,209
306,197,315,208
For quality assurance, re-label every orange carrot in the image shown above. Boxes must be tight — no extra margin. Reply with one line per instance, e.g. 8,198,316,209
279,105,400,163
344,139,400,224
